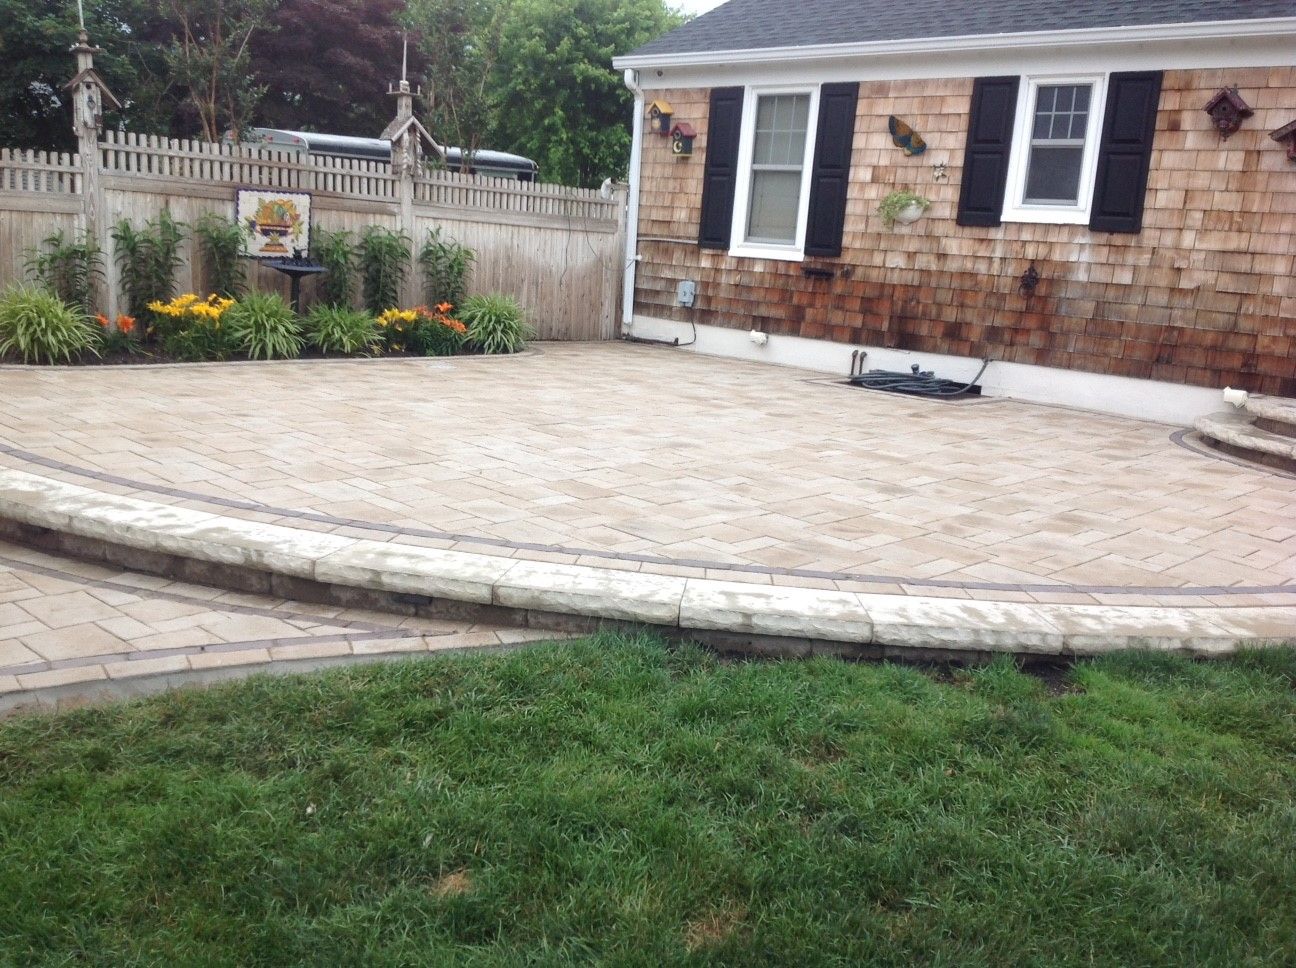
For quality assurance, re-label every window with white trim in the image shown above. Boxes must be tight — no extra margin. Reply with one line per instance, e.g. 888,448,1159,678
1002,74,1106,225
729,87,819,260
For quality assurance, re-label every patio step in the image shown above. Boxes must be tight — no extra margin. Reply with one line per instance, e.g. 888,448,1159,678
1246,394,1296,439
1195,406,1296,474
0,469,1290,661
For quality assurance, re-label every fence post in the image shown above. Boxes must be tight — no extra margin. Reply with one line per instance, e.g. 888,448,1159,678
68,30,117,318
603,185,629,339
382,66,425,309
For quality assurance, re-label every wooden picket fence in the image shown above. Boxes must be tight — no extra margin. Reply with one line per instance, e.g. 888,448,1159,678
0,134,625,339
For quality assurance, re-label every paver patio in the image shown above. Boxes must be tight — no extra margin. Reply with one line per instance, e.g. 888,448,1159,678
0,539,554,712
0,343,1292,612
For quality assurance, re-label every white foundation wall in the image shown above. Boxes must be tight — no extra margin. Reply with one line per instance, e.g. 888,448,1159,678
626,315,1227,427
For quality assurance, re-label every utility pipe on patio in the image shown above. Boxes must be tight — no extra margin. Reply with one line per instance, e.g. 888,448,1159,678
621,69,644,330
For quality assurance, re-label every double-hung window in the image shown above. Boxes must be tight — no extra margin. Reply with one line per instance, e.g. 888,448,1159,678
958,71,1161,233
1001,75,1106,224
729,87,820,260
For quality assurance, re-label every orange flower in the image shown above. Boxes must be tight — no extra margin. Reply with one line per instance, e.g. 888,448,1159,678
435,302,453,315
117,315,136,335
95,313,110,328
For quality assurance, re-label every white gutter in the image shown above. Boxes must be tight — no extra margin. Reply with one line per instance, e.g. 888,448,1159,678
621,68,644,330
613,16,1296,69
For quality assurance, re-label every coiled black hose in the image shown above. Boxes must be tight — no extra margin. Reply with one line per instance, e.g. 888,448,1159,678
848,358,992,397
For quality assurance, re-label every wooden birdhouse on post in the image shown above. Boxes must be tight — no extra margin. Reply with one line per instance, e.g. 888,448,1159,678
66,30,120,137
646,99,674,135
670,122,696,157
1203,87,1252,140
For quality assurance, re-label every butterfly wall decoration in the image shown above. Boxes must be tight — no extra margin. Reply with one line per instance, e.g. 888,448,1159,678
888,116,927,156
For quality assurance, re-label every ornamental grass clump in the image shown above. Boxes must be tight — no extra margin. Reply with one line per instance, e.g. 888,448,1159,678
146,292,237,360
0,283,99,364
223,292,303,360
377,303,467,357
304,305,381,355
459,293,532,354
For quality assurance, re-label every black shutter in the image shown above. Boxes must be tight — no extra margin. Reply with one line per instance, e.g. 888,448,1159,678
1089,71,1162,233
956,76,1019,227
804,82,859,258
698,86,744,249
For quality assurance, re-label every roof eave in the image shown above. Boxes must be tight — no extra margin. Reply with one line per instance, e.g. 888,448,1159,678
613,16,1296,70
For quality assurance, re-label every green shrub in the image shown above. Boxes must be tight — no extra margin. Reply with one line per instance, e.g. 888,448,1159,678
96,314,142,357
418,228,474,308
404,316,465,357
312,228,355,307
194,214,247,298
304,305,381,355
0,283,100,364
223,292,303,360
111,211,186,317
24,230,103,315
357,226,410,314
161,322,235,362
459,293,533,354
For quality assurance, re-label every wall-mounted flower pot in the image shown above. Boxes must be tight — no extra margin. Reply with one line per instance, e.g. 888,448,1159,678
893,201,926,225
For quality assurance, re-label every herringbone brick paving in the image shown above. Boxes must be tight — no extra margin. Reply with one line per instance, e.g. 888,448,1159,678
0,344,1291,608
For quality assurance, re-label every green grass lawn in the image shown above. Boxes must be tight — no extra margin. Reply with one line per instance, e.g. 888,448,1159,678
2,634,1294,966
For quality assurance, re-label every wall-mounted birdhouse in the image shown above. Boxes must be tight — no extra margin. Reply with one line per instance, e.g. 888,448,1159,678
670,122,696,157
1203,87,1252,140
646,99,674,136
1270,119,1296,163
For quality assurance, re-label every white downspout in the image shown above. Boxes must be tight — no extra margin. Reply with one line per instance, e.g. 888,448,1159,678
621,68,644,330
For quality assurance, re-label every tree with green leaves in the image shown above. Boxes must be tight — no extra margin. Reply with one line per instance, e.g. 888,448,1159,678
160,0,273,141
407,0,502,170
489,0,683,186
0,0,161,151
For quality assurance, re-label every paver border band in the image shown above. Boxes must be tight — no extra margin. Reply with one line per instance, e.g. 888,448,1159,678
0,441,1290,599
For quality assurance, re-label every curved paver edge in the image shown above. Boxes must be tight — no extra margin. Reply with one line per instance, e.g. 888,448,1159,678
0,469,1290,659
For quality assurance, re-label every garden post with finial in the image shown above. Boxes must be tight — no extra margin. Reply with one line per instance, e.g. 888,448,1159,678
383,35,422,308
67,21,119,317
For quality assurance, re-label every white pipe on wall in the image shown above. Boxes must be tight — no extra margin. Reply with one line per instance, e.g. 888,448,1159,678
621,68,644,329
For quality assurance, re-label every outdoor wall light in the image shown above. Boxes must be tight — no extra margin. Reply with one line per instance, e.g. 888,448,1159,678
1019,263,1041,296
1203,87,1252,140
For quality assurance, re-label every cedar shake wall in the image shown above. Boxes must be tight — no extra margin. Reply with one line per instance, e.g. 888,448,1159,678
634,68,1296,396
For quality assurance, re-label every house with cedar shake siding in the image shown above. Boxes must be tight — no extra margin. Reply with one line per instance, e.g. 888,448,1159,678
613,0,1296,424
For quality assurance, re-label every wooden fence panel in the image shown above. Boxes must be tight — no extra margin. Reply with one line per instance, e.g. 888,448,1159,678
0,137,624,340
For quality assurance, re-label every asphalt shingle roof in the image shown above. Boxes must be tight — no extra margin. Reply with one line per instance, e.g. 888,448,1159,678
623,0,1296,60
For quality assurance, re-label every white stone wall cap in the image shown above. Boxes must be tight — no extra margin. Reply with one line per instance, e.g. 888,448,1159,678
681,580,874,642
856,593,1065,653
495,560,687,624
316,540,516,603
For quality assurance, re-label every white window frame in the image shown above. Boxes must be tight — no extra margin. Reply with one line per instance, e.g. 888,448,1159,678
1001,73,1107,225
728,85,820,262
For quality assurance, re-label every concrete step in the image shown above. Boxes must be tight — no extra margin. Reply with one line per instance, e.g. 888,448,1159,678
1245,394,1296,439
1195,409,1296,473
